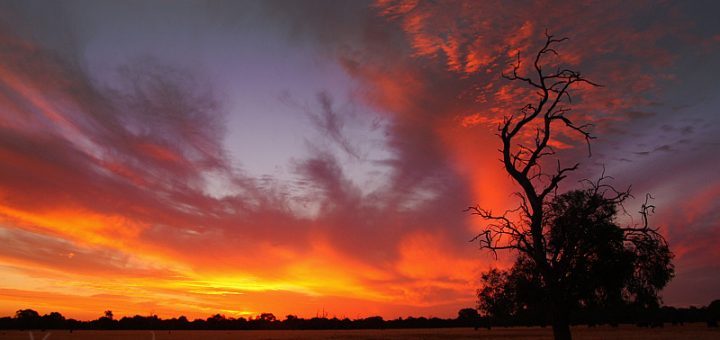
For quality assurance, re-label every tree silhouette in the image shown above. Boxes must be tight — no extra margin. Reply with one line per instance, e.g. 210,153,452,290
468,33,674,340
707,299,720,327
257,313,277,322
456,308,481,329
477,188,674,331
6,301,720,330
14,309,40,330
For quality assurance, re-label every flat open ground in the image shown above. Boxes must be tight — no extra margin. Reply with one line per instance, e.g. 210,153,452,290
1,324,718,339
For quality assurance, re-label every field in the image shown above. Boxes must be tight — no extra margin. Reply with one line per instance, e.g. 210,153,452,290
1,324,718,339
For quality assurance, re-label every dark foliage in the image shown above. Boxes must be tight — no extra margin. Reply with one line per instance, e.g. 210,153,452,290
478,189,674,327
1,301,718,330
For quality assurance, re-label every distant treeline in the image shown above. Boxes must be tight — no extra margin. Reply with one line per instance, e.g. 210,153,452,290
1,300,718,330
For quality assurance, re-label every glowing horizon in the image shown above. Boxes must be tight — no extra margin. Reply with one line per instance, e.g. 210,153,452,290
1,0,719,321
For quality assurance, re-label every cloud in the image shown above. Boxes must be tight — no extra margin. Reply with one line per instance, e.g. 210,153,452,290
309,92,362,159
0,12,484,317
1,0,719,319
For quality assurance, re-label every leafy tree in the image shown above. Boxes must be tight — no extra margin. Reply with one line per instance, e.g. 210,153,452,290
468,33,674,340
14,309,40,319
708,299,720,327
477,269,516,322
478,189,674,328
456,308,480,328
258,313,277,322
478,256,547,327
14,309,40,329
41,312,66,329
95,310,117,329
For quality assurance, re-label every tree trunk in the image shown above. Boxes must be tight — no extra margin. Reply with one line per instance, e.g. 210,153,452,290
550,296,572,340
552,319,572,340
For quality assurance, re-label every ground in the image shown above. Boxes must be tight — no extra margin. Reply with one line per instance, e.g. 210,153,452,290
0,324,718,339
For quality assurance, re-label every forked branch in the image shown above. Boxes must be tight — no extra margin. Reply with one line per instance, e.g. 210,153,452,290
473,32,601,258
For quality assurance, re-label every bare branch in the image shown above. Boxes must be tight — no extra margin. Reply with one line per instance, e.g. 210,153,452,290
471,32,601,267
466,205,533,257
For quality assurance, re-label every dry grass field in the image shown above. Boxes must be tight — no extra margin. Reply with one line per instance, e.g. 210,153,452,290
1,324,718,339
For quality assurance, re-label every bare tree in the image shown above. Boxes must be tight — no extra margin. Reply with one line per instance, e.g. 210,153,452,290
468,33,673,340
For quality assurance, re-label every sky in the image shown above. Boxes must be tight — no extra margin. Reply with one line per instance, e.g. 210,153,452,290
0,0,719,320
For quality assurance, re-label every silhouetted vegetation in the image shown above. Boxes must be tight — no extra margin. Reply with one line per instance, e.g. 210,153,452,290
1,300,718,330
477,189,674,330
467,33,674,340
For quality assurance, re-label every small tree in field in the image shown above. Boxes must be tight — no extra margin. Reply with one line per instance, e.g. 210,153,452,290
468,33,674,340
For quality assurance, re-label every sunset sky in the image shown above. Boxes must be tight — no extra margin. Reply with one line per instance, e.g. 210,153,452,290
1,0,719,320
